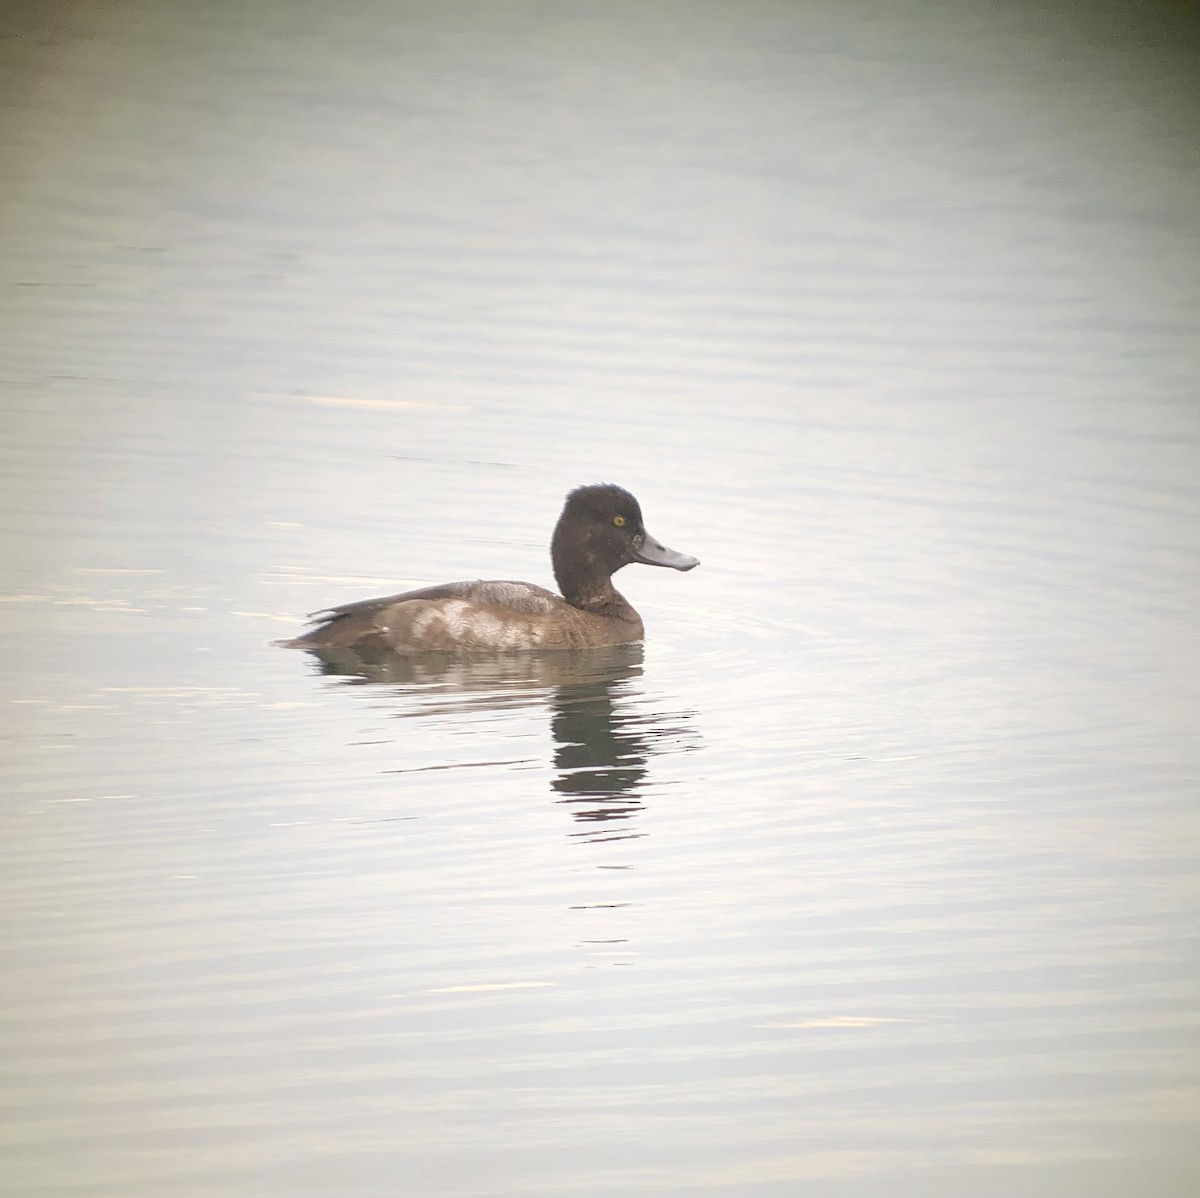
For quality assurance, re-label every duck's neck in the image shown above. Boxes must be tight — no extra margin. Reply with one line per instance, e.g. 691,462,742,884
554,553,630,617
567,580,632,617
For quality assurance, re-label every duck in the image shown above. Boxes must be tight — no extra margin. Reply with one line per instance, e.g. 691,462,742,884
284,483,698,655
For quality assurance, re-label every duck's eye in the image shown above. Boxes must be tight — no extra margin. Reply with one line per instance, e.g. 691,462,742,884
612,515,626,527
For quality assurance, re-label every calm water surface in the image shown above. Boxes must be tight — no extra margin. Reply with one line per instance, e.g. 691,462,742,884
2,2,1197,1196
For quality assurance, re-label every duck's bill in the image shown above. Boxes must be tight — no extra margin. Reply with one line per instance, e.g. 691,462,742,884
635,533,699,571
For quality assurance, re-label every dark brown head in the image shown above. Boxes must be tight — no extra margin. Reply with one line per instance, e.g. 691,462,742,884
550,483,698,608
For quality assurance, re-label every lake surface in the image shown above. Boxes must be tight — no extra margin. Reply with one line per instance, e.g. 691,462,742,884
2,1,1197,1195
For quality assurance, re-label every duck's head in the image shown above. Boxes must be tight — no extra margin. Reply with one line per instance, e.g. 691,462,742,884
551,483,698,603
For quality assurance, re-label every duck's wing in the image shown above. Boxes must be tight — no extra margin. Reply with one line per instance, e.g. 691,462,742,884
306,580,560,623
439,580,562,614
305,582,465,626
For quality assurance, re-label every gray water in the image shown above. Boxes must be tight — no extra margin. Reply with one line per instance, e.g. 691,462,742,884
2,2,1198,1196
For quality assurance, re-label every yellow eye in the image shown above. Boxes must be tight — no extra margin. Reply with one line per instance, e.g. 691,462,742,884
613,515,626,527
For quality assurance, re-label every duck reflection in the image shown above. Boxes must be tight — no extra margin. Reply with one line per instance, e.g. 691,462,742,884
548,651,652,839
305,642,697,838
